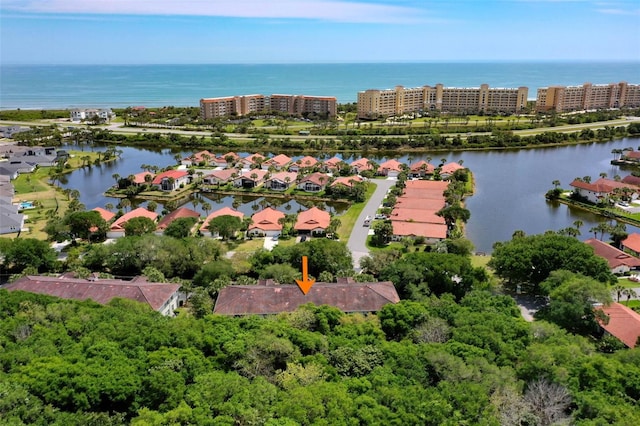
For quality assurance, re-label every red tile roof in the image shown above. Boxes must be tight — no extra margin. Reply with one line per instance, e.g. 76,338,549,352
294,207,330,231
299,172,330,186
151,169,189,185
622,175,640,186
350,157,373,171
409,160,435,173
405,180,449,191
390,207,445,224
242,153,266,165
265,154,292,167
330,175,363,188
623,150,640,159
184,150,215,163
133,171,154,184
5,275,180,313
622,233,640,254
377,159,403,173
92,207,115,222
570,177,638,194
213,281,400,315
295,156,318,168
392,221,447,239
200,207,244,232
597,302,640,348
395,198,446,211
205,168,240,182
110,207,158,231
585,238,640,270
156,207,200,230
267,171,298,184
249,207,285,232
440,162,464,175
237,169,269,182
323,156,343,168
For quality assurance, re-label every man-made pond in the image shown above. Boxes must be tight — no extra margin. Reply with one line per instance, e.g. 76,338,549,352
60,137,640,253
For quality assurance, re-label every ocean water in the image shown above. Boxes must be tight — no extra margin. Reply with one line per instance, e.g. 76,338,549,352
1,62,639,110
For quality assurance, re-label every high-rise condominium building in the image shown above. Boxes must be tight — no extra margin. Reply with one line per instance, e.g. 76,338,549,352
357,84,529,119
536,82,640,112
200,94,337,119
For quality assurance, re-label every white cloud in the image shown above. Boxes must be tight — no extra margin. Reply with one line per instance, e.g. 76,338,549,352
596,7,640,15
1,0,430,24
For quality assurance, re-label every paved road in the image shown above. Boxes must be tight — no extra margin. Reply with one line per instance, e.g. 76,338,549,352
347,178,397,271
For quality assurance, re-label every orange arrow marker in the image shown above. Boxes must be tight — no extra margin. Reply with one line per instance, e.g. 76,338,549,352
295,255,316,295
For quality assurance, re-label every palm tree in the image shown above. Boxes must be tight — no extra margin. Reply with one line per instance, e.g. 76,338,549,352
201,201,212,217
105,203,114,212
612,284,625,302
622,288,638,302
112,173,121,186
552,180,561,189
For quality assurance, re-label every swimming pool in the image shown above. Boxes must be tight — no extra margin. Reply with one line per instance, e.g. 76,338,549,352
18,201,35,210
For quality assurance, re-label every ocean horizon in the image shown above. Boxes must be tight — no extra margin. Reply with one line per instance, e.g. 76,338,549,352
2,61,639,110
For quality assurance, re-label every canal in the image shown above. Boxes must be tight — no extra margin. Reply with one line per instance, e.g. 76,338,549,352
60,137,640,253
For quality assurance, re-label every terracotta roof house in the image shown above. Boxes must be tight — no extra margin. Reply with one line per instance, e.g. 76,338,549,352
203,168,240,185
290,156,318,172
247,207,285,237
265,171,298,191
377,159,404,177
262,154,292,171
108,207,158,238
570,178,639,204
213,281,400,315
92,207,116,223
439,162,465,179
5,275,183,317
409,160,435,178
200,207,245,238
621,150,640,162
214,152,240,168
155,207,200,234
597,302,640,348
390,207,446,224
322,156,344,172
402,188,449,200
585,238,640,274
350,158,374,174
330,175,363,189
239,153,266,169
622,233,640,257
395,197,446,211
405,180,449,191
132,171,154,185
181,150,215,166
294,207,331,235
622,175,640,186
297,172,331,192
233,169,269,189
151,170,190,191
391,221,448,243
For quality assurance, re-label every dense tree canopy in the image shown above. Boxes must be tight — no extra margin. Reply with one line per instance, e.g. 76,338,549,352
488,233,615,292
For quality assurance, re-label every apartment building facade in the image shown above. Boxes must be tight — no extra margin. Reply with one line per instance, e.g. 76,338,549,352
536,82,640,112
357,84,528,119
200,94,337,119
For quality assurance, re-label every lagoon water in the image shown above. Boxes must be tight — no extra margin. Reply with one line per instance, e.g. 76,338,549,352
60,137,640,253
2,62,639,109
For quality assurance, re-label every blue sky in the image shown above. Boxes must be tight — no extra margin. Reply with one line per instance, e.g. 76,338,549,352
1,0,639,64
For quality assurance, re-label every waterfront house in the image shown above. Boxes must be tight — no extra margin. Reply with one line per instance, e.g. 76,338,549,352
203,168,240,186
409,160,435,178
247,207,285,237
200,207,244,238
294,207,330,235
233,169,269,189
391,221,448,243
181,150,215,167
6,274,183,317
350,158,374,175
377,159,404,177
214,152,240,168
585,238,640,274
570,178,639,204
155,207,200,235
289,156,318,172
151,170,189,191
265,171,298,191
596,302,640,348
70,108,115,123
330,175,363,189
108,207,159,238
262,154,292,171
239,153,266,169
297,172,330,192
213,281,399,315
322,156,343,173
439,162,465,179
92,207,116,223
132,171,154,186
622,233,640,257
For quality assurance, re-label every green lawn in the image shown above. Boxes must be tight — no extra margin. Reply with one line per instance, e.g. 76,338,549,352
615,277,640,289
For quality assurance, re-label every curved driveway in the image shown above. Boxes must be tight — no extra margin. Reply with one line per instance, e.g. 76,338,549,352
347,178,397,271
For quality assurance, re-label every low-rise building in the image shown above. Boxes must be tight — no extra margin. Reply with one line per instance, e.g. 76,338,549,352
297,172,331,192
108,207,159,238
294,207,330,235
151,170,190,191
585,238,640,274
262,154,292,171
247,207,285,237
200,207,244,238
596,302,640,348
70,108,115,122
622,233,640,257
232,169,269,189
265,171,298,191
155,207,200,234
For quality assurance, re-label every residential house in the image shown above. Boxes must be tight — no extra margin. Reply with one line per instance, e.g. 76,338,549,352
622,175,640,187
203,168,240,186
622,233,640,257
213,281,400,315
155,207,200,234
330,175,364,189
350,158,374,175
570,178,639,204
92,207,116,223
239,153,266,169
294,207,330,235
247,207,285,237
289,156,318,172
409,160,435,178
377,159,404,177
108,207,159,238
233,169,269,189
151,170,190,191
262,154,292,171
585,238,640,274
70,108,115,122
181,150,215,167
265,171,298,191
297,172,330,192
322,156,343,173
132,171,154,186
390,179,448,243
596,302,640,348
6,275,183,317
200,207,244,238
391,221,448,243
0,204,24,235
214,152,240,168
0,125,30,139
439,162,465,179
